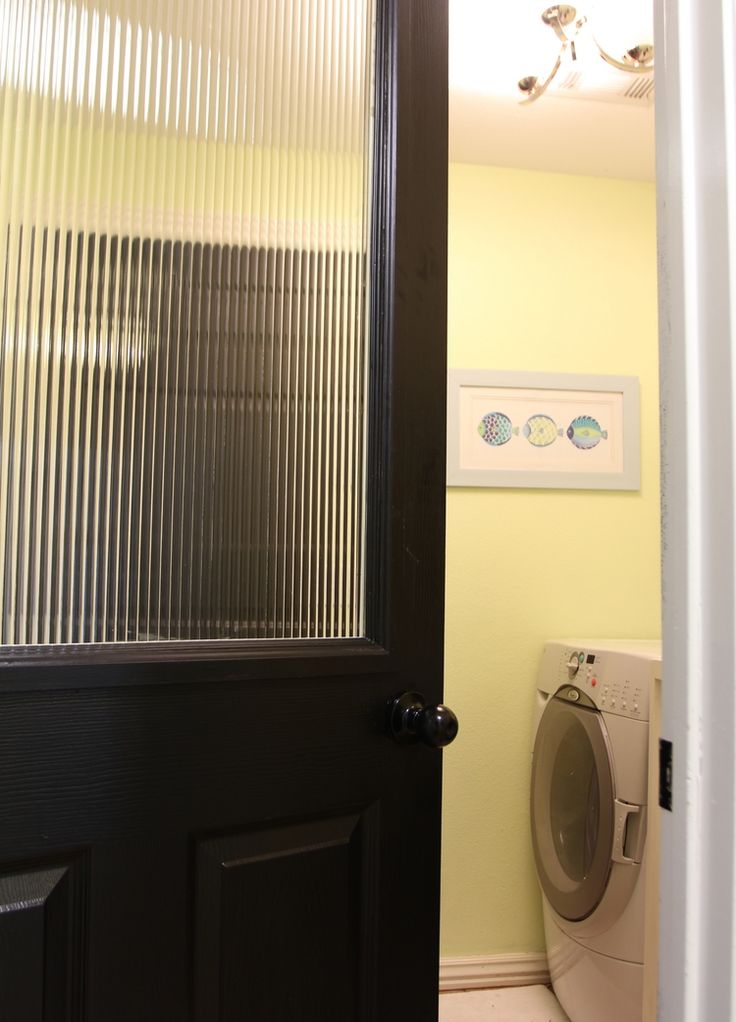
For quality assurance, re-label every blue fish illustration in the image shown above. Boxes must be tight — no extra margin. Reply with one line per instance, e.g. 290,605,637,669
478,412,516,447
567,415,608,449
523,414,563,448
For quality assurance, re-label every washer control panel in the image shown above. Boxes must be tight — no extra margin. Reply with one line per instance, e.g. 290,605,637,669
538,640,660,721
566,652,583,678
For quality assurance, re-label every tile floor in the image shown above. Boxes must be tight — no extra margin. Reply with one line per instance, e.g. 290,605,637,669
439,985,570,1022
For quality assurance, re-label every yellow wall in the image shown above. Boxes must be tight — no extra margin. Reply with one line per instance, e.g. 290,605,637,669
441,163,661,957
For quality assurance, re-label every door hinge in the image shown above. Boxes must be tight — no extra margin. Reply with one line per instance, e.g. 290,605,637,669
659,738,673,811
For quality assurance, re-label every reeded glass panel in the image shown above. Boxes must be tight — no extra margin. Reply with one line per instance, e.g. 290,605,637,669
0,0,374,643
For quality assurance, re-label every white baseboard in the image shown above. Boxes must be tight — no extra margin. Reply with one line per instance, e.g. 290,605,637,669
439,952,550,992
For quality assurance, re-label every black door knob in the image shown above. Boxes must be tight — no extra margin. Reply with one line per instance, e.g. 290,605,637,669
388,692,459,748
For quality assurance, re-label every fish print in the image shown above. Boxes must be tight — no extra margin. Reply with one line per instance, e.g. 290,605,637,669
522,414,563,448
478,411,516,447
567,415,608,450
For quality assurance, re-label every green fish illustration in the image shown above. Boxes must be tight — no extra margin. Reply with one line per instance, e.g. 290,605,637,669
523,414,563,448
567,415,608,450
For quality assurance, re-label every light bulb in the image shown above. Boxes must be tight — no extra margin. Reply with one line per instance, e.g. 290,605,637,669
451,0,563,97
589,0,654,67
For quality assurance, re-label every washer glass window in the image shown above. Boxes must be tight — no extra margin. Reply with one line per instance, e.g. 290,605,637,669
531,694,615,921
550,715,601,881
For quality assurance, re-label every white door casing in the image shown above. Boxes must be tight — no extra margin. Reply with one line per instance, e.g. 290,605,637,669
656,0,736,1017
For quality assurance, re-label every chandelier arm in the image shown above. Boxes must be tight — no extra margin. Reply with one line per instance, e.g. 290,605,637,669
518,43,567,104
518,8,654,103
595,43,655,74
548,16,570,44
541,5,578,43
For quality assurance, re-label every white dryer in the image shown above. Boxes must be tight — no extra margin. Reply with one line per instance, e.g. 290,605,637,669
530,639,661,1022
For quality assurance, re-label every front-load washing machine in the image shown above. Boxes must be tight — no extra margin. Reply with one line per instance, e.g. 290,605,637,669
531,639,661,1022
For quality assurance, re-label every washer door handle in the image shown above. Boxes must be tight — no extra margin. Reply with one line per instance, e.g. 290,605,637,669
612,799,646,864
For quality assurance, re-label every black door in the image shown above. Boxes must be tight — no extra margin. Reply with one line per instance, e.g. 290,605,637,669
0,1,450,1019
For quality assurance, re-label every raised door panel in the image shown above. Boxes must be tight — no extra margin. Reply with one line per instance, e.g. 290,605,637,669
0,858,88,1022
194,808,379,1022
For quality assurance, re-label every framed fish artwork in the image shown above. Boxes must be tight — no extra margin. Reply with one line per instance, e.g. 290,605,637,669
447,370,640,490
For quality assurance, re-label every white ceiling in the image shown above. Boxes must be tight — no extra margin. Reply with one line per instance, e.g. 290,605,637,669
449,0,656,181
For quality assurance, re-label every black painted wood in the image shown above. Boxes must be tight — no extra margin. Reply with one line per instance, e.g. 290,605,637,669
193,809,379,1022
0,1,448,1019
0,858,87,1021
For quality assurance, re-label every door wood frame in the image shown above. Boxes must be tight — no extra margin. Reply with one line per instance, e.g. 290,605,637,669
0,3,449,1019
656,0,736,1016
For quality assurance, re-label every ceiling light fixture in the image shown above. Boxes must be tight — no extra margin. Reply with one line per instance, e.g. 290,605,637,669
517,4,654,103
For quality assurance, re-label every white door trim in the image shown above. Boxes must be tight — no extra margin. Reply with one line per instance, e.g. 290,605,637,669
656,0,736,1017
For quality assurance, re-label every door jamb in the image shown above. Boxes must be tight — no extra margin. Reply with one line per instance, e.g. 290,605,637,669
656,0,736,1016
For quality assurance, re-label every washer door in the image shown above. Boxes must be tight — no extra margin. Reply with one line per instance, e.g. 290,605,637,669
531,694,615,922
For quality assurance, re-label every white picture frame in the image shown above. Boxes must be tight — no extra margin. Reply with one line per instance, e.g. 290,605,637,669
447,370,641,490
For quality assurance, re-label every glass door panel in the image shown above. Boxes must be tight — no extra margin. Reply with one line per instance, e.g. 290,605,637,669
0,0,375,644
